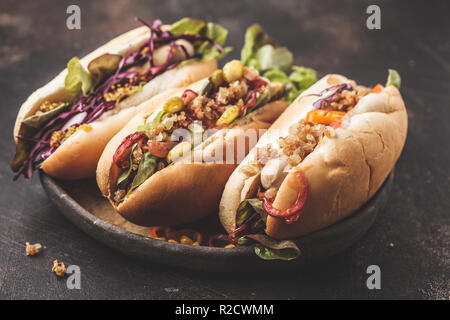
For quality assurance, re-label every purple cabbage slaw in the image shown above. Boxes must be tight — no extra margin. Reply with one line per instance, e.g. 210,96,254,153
310,83,353,110
14,18,225,180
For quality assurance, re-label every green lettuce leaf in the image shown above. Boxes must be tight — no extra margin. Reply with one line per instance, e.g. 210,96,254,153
240,24,317,105
285,88,300,105
236,198,267,227
246,234,301,261
87,53,122,87
264,66,317,105
196,22,232,61
254,44,293,72
125,152,157,197
263,68,290,84
241,24,289,72
170,18,206,35
289,66,317,90
170,18,231,62
240,24,275,66
22,102,69,129
254,243,300,261
65,57,94,97
386,69,401,89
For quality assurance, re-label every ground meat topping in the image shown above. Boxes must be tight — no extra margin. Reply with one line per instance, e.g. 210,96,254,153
326,85,371,112
113,189,126,203
279,120,327,167
143,68,258,142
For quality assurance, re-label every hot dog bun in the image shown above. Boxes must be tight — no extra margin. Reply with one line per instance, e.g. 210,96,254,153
14,25,217,179
219,74,407,239
97,79,288,226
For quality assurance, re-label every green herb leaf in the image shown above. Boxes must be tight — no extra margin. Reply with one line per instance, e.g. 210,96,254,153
21,102,69,129
246,234,301,261
386,69,401,89
169,18,206,35
125,152,157,197
87,53,122,87
65,57,94,97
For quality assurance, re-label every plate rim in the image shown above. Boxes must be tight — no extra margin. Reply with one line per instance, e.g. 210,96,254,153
39,169,394,270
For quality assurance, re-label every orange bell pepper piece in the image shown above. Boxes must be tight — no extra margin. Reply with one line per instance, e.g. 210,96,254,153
306,109,346,126
371,84,384,93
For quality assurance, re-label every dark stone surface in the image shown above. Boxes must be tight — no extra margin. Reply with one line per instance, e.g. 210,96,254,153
0,0,448,299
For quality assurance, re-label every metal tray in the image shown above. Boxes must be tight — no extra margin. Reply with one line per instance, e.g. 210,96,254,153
39,169,394,272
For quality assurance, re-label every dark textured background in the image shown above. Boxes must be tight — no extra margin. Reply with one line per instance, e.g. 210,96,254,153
0,0,448,299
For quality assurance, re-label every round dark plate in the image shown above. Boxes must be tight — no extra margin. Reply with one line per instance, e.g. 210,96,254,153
39,169,394,272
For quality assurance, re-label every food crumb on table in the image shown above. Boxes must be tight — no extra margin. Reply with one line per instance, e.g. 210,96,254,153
25,242,43,256
52,260,67,277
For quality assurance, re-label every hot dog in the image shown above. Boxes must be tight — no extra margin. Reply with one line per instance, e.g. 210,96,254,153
219,70,407,260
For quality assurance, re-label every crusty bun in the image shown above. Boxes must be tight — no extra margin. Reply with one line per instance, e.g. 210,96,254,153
96,78,288,226
14,25,217,179
219,74,407,239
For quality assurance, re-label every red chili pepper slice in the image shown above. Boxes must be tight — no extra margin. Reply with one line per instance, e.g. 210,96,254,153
240,91,257,115
249,77,269,90
181,89,198,104
113,131,146,167
227,224,248,244
258,171,308,224
150,226,165,238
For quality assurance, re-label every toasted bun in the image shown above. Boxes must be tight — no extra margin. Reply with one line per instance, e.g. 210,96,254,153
14,25,217,179
219,74,408,239
96,80,288,226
